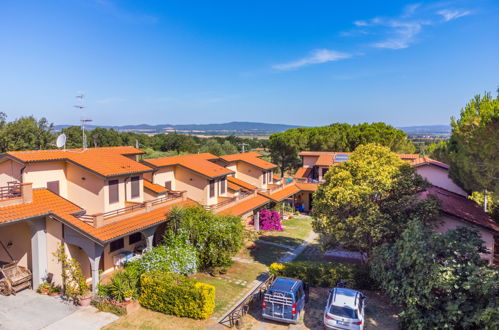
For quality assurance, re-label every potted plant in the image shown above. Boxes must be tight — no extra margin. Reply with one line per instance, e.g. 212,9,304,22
37,282,51,295
48,285,62,296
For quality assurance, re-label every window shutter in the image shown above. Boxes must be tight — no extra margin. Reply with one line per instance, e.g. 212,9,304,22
165,181,172,190
220,178,226,194
209,180,215,197
109,180,119,204
47,181,60,195
131,176,140,198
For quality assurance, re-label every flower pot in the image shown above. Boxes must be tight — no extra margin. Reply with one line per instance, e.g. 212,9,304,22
48,292,60,297
78,295,92,306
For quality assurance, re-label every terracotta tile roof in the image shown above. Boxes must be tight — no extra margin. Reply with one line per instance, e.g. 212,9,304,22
258,184,301,202
0,188,196,243
221,152,277,170
295,182,319,192
298,151,334,156
227,182,242,191
227,176,257,191
398,154,420,160
143,153,233,179
295,167,311,178
5,147,151,178
273,174,281,181
220,195,270,216
421,186,499,233
87,199,196,241
0,189,83,225
316,154,334,166
411,157,450,169
143,180,169,194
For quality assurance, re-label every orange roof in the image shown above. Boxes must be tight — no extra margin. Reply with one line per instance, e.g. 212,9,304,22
227,176,257,191
259,184,301,202
143,153,233,179
298,151,334,156
221,152,277,170
273,174,281,181
0,189,83,225
316,154,334,166
295,182,319,192
5,147,151,178
411,157,450,169
227,182,241,191
143,180,170,194
295,167,312,178
0,188,197,243
398,154,420,160
220,195,270,216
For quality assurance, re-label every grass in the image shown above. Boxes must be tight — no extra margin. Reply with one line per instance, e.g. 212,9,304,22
258,215,313,247
105,215,315,329
191,261,267,314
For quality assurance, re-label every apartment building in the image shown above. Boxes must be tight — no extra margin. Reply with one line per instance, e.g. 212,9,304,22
0,147,193,294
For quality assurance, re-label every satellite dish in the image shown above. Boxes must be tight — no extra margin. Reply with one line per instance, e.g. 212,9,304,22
56,133,67,149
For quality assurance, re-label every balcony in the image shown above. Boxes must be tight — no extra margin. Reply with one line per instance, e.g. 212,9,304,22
78,191,185,228
205,190,255,213
0,182,33,207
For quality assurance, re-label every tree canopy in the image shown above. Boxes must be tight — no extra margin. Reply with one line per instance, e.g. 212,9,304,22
268,122,416,175
447,93,499,195
0,115,54,152
372,220,499,329
312,144,438,256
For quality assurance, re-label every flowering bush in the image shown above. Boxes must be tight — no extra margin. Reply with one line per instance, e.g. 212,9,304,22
259,209,282,231
127,230,198,275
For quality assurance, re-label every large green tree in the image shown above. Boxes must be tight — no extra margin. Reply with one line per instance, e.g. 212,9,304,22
0,115,54,152
372,220,499,329
448,93,499,197
312,144,438,256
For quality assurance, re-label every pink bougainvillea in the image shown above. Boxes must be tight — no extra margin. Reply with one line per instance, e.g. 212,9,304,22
259,209,282,231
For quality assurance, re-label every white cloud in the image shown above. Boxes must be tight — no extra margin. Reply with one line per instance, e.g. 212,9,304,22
437,9,470,22
354,20,369,27
372,21,425,49
273,49,352,71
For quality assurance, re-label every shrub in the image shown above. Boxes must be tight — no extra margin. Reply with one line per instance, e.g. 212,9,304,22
139,271,215,320
167,206,244,270
98,269,139,302
259,209,282,231
91,298,127,316
269,261,374,289
127,230,198,276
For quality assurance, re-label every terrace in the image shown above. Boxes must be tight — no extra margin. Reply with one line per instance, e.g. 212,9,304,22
207,190,255,213
78,191,185,228
0,182,33,207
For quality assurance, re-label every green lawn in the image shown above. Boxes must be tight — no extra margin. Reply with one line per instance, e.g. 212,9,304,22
258,215,313,247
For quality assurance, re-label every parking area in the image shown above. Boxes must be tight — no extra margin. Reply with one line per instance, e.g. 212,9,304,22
0,290,117,330
242,288,400,329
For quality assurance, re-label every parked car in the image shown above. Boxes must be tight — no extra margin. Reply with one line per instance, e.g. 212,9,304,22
262,277,307,324
323,287,366,330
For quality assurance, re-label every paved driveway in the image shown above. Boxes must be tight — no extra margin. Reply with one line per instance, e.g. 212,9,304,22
0,290,117,330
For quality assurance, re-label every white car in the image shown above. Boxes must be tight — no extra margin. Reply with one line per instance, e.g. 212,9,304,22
323,287,366,330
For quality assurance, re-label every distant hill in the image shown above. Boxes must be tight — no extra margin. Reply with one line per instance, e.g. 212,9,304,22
54,121,303,136
398,125,451,135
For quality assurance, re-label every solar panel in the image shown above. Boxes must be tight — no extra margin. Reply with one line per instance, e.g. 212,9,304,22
334,154,349,162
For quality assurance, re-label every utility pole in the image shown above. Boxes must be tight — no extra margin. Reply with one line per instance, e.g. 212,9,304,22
75,93,91,150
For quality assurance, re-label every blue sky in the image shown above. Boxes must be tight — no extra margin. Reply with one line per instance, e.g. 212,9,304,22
0,0,497,126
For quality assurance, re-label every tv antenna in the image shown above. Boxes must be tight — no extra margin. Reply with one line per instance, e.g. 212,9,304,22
239,143,249,153
74,93,92,150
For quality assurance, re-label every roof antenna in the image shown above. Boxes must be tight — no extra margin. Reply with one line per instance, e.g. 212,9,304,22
239,143,248,153
74,93,92,150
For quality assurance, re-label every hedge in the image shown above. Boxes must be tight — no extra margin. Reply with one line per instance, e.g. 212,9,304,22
139,271,215,319
269,261,374,289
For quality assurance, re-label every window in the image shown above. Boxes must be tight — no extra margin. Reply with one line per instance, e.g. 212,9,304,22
322,168,328,177
268,171,272,182
108,180,119,204
220,178,226,194
209,180,215,197
164,181,172,190
109,238,124,252
47,181,60,195
131,176,140,198
128,232,142,245
263,171,266,184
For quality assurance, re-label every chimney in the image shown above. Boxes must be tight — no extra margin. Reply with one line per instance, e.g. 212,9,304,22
21,183,33,203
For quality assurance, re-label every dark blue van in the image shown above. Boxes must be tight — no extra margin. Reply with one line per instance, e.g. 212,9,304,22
262,277,307,324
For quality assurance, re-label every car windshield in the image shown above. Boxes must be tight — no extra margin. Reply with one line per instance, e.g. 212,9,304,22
329,305,358,319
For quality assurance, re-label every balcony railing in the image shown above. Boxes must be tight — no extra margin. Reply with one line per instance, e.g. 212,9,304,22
78,191,184,227
206,190,254,211
0,182,21,200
